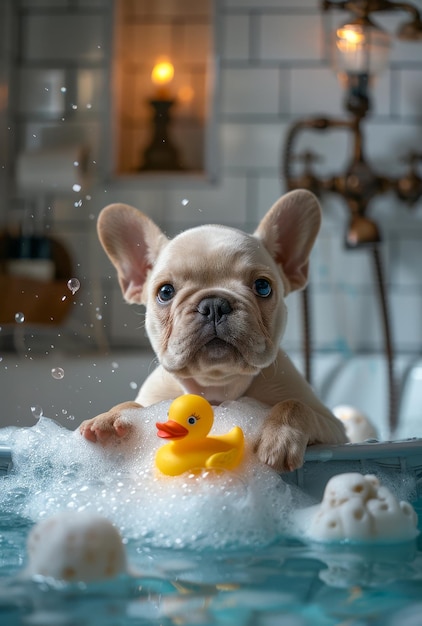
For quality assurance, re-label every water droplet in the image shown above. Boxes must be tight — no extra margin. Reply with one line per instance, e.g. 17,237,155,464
60,87,67,93
129,381,138,390
67,278,80,295
95,307,102,320
72,183,81,192
181,198,189,206
51,367,64,380
31,405,43,419
111,361,119,369
61,295,67,301
15,312,25,324
73,160,79,167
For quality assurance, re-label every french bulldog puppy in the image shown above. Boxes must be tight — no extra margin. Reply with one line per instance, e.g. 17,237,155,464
80,190,347,471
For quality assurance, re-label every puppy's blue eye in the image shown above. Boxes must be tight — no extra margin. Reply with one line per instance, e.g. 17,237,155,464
157,284,175,303
253,278,272,298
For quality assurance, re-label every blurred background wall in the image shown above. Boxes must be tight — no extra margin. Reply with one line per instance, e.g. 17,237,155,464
0,0,421,358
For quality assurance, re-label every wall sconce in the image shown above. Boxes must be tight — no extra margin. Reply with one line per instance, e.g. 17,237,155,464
283,0,422,433
140,57,184,172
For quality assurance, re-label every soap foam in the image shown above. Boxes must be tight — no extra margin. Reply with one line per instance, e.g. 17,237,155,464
0,399,306,550
332,405,378,442
302,472,418,543
23,511,128,582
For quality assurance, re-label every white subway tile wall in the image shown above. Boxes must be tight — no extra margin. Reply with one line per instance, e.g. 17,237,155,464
23,15,106,62
3,0,422,356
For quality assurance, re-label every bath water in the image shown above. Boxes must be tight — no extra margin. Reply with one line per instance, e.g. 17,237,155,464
0,401,422,625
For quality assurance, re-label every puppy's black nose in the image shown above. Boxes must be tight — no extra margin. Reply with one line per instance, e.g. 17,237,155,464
198,297,232,325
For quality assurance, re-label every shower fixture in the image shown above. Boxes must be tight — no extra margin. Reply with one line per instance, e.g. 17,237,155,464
282,0,422,434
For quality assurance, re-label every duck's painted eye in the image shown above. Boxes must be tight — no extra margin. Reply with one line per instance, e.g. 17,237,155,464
253,278,272,298
157,284,175,303
187,416,197,425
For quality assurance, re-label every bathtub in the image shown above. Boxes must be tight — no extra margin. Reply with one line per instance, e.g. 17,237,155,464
1,349,422,497
1,349,422,625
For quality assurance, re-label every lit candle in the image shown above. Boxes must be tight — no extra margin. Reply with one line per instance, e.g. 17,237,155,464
151,57,175,100
177,84,195,116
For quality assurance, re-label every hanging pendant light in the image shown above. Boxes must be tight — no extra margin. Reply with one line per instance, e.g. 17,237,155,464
333,15,391,114
335,16,391,76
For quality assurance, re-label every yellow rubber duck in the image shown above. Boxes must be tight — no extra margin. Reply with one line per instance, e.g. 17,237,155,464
155,394,244,476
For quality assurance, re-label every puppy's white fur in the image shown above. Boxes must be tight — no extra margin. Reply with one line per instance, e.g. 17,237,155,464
80,190,347,471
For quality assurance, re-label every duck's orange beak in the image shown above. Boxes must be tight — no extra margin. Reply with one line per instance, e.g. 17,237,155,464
156,420,189,439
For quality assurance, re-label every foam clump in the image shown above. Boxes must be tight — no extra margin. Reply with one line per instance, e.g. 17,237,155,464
23,511,127,583
332,405,377,442
307,473,418,543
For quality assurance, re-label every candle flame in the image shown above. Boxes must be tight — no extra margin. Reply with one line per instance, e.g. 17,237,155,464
151,58,174,86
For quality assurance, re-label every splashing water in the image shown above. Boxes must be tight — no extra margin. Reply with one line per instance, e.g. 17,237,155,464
30,405,43,420
67,278,80,295
51,367,64,380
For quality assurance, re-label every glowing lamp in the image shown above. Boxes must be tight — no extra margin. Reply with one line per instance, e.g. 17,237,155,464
335,18,391,77
323,1,422,114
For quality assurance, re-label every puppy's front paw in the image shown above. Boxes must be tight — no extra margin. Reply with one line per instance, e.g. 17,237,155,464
254,425,307,472
79,401,141,444
254,400,313,472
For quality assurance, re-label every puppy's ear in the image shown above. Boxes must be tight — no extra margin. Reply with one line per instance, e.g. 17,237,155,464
98,203,168,304
254,190,321,295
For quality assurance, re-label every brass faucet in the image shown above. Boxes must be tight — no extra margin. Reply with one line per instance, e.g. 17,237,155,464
283,112,422,247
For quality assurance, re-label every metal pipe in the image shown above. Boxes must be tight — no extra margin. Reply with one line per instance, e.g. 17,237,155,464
371,246,398,433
